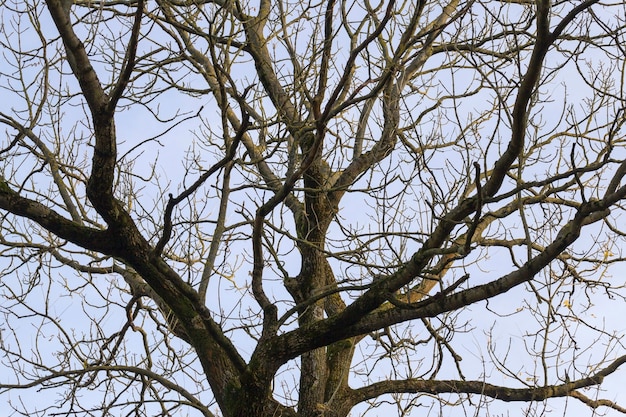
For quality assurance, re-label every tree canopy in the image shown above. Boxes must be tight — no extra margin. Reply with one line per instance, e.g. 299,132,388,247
2,0,626,416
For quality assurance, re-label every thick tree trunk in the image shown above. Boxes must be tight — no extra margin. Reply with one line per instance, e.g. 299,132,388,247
293,157,357,416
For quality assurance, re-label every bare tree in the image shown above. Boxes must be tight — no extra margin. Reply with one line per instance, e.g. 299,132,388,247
1,0,626,416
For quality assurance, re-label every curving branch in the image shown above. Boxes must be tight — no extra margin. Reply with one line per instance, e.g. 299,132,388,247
107,0,145,112
154,110,248,256
267,187,618,364
0,113,83,223
0,364,217,417
0,183,112,253
45,0,108,112
350,353,626,408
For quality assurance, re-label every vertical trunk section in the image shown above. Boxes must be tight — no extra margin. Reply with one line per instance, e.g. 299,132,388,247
295,158,356,416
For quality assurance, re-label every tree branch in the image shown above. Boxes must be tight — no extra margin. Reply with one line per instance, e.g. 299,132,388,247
107,0,145,112
154,110,247,256
0,183,112,253
349,354,626,407
267,191,616,363
0,364,216,417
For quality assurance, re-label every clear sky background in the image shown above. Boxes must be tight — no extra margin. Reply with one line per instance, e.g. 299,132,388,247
2,1,626,416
